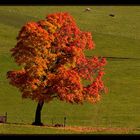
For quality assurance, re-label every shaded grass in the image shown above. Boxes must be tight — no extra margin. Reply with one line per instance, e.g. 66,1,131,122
0,123,140,134
0,123,76,134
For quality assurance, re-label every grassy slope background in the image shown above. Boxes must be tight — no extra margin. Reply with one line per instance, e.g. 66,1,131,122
0,6,140,134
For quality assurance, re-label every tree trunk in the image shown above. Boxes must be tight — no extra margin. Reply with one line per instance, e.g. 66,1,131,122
32,100,44,126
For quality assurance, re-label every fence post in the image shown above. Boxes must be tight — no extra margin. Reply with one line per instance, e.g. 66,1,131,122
52,118,54,126
64,117,66,127
5,112,7,123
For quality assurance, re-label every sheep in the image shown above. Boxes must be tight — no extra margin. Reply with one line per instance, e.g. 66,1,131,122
84,8,92,12
109,14,115,17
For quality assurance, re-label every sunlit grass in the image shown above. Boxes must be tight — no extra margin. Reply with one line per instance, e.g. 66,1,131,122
0,6,140,134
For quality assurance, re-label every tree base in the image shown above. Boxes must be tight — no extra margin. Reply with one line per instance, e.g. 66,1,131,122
32,122,44,126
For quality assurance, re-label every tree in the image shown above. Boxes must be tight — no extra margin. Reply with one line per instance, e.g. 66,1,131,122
7,12,107,126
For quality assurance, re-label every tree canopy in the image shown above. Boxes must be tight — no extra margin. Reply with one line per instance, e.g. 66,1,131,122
7,12,107,104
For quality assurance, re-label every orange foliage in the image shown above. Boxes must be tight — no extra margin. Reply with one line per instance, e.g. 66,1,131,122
7,12,107,104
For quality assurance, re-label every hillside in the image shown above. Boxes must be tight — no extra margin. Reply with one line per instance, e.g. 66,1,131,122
0,6,140,134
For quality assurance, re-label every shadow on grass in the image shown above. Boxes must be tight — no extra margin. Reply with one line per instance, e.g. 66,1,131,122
3,122,140,134
105,56,140,61
0,10,39,28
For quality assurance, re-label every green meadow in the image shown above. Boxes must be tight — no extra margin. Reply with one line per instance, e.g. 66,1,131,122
0,6,140,134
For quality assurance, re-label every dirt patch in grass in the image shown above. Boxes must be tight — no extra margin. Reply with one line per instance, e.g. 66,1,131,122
50,126,139,133
3,123,140,134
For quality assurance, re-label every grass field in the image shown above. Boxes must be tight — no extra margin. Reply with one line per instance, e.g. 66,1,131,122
0,6,140,134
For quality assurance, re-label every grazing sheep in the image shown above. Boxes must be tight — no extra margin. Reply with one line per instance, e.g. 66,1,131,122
109,14,115,17
84,8,91,12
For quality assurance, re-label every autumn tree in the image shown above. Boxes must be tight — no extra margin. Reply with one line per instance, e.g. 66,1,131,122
7,12,107,126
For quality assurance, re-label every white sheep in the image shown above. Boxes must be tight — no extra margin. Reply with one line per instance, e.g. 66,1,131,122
84,8,92,12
